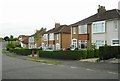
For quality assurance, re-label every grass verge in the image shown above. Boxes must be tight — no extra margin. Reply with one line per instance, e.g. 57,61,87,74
23,58,61,65
2,49,17,58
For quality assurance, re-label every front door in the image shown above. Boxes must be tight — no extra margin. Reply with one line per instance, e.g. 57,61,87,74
72,39,77,49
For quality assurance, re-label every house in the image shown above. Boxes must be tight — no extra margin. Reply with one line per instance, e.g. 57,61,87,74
18,35,28,48
0,38,3,42
28,34,36,49
42,23,71,50
70,5,120,49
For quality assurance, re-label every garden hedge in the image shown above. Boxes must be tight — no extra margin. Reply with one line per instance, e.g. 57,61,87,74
99,46,120,60
38,49,98,60
8,48,39,56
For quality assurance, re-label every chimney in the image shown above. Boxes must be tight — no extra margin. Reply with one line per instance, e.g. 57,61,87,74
97,5,106,13
55,23,60,28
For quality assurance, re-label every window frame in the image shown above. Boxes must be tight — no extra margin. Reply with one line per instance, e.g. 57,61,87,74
79,25,87,34
112,39,120,45
73,27,76,34
49,33,54,40
92,21,106,33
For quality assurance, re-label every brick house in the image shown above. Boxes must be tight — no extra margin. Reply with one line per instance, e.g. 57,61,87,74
42,23,71,50
18,35,28,48
70,5,120,49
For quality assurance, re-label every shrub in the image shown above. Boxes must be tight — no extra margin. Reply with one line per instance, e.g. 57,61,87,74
38,49,96,60
87,49,94,58
8,48,40,56
94,49,99,58
99,46,120,60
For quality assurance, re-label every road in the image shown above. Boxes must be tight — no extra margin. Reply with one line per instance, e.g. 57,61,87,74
2,53,118,79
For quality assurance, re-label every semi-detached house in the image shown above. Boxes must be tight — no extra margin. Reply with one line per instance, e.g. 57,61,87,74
70,5,120,49
28,34,36,49
42,23,71,50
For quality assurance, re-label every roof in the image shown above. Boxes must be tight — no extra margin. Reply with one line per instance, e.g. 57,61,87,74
70,9,120,26
44,25,71,34
21,37,28,44
28,34,35,37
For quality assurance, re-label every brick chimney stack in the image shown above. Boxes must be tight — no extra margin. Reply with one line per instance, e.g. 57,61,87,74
55,23,60,28
97,5,106,13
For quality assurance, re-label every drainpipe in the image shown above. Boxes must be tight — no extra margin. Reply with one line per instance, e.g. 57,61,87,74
71,26,72,45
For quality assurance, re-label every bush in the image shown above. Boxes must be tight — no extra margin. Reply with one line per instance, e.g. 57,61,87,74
8,48,40,56
87,49,94,58
39,49,98,60
94,49,99,58
99,46,120,60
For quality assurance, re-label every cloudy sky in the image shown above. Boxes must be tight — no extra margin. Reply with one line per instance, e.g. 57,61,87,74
0,0,119,37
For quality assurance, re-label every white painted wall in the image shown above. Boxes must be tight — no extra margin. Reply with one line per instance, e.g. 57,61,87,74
92,19,119,48
106,19,119,46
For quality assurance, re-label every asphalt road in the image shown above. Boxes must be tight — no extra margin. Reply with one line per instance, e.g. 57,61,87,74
2,53,118,79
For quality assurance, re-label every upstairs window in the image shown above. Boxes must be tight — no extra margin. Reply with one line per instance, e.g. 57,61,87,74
73,27,76,34
49,33,54,40
79,25,87,34
114,20,118,30
56,34,59,40
92,21,105,33
43,34,48,41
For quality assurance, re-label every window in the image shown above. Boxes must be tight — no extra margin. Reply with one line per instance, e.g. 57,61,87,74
92,21,105,33
112,40,119,45
56,34,59,40
49,33,54,40
79,40,87,49
73,27,76,34
95,40,105,49
114,20,118,30
44,34,48,41
79,25,87,34
56,43,60,50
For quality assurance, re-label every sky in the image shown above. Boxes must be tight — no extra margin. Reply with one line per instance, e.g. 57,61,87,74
0,0,119,38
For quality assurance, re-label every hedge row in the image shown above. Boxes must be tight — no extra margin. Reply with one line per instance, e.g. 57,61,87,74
8,48,39,56
38,49,99,60
99,46,120,60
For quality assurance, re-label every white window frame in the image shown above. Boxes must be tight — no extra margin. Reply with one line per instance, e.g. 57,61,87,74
56,43,60,50
111,39,120,46
56,34,59,40
49,33,54,40
92,21,106,33
114,20,118,31
73,27,76,34
79,25,87,34
95,40,105,49
44,34,48,41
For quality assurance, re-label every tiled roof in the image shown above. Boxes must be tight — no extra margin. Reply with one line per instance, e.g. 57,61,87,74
44,25,71,34
21,37,28,44
70,9,120,26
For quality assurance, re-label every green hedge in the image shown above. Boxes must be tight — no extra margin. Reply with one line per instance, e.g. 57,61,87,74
39,49,98,60
8,48,39,56
99,46,120,60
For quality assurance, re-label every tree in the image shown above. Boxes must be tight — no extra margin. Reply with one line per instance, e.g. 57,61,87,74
4,36,9,41
9,35,14,41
